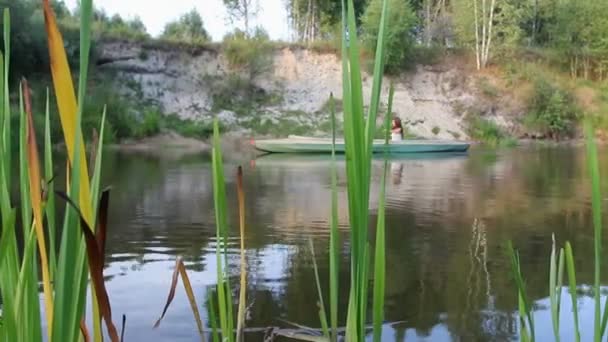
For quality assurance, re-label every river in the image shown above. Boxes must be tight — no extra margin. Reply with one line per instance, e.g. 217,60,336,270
91,145,607,341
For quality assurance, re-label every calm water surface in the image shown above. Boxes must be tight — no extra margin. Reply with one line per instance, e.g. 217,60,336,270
94,145,608,341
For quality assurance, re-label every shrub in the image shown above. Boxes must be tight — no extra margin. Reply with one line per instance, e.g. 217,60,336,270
210,74,279,115
361,0,418,74
136,109,162,138
162,114,214,139
432,126,441,135
84,83,138,141
223,28,273,78
525,79,579,139
160,9,209,44
466,115,509,146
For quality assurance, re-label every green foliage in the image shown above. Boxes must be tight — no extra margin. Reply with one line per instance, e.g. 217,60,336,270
361,0,417,73
466,114,510,146
135,109,161,138
431,126,440,135
525,79,579,139
211,74,279,115
82,82,136,143
222,28,272,77
162,114,214,139
96,14,149,40
0,0,78,79
161,9,209,44
287,0,368,41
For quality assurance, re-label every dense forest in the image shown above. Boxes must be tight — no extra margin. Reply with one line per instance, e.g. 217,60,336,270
1,0,607,144
288,0,608,78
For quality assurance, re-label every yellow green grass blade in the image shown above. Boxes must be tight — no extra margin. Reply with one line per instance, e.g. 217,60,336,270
153,257,205,338
23,79,55,336
564,242,580,342
43,0,93,226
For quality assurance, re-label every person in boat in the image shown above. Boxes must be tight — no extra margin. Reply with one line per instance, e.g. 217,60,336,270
391,117,404,141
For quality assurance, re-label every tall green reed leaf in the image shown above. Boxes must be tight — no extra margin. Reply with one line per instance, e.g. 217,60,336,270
91,107,106,214
372,84,394,342
583,121,603,342
2,8,10,180
329,94,339,342
208,291,220,342
310,239,330,339
364,0,389,160
507,241,534,342
549,235,564,342
19,86,31,235
564,242,580,342
340,0,390,339
44,88,58,280
212,118,235,342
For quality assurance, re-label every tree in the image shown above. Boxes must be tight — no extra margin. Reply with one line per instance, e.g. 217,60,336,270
0,0,76,79
223,0,259,36
361,0,417,73
417,0,450,47
546,0,608,79
161,9,209,43
453,0,530,69
287,0,368,42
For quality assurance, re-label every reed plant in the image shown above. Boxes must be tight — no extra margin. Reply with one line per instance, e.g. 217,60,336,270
0,0,123,341
156,0,393,340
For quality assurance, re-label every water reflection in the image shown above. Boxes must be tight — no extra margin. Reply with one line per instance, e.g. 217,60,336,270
95,146,607,341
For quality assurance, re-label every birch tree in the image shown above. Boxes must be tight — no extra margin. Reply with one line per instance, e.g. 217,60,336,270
454,0,521,70
224,0,259,36
419,0,449,47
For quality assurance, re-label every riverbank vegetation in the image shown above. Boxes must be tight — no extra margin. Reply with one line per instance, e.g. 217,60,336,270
4,0,608,145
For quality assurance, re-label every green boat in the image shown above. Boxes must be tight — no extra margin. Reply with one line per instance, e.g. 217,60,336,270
253,136,471,154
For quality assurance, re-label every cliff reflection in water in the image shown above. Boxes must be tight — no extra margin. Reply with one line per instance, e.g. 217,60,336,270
99,146,606,341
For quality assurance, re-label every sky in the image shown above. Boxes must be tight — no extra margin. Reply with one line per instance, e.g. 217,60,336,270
64,0,291,41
